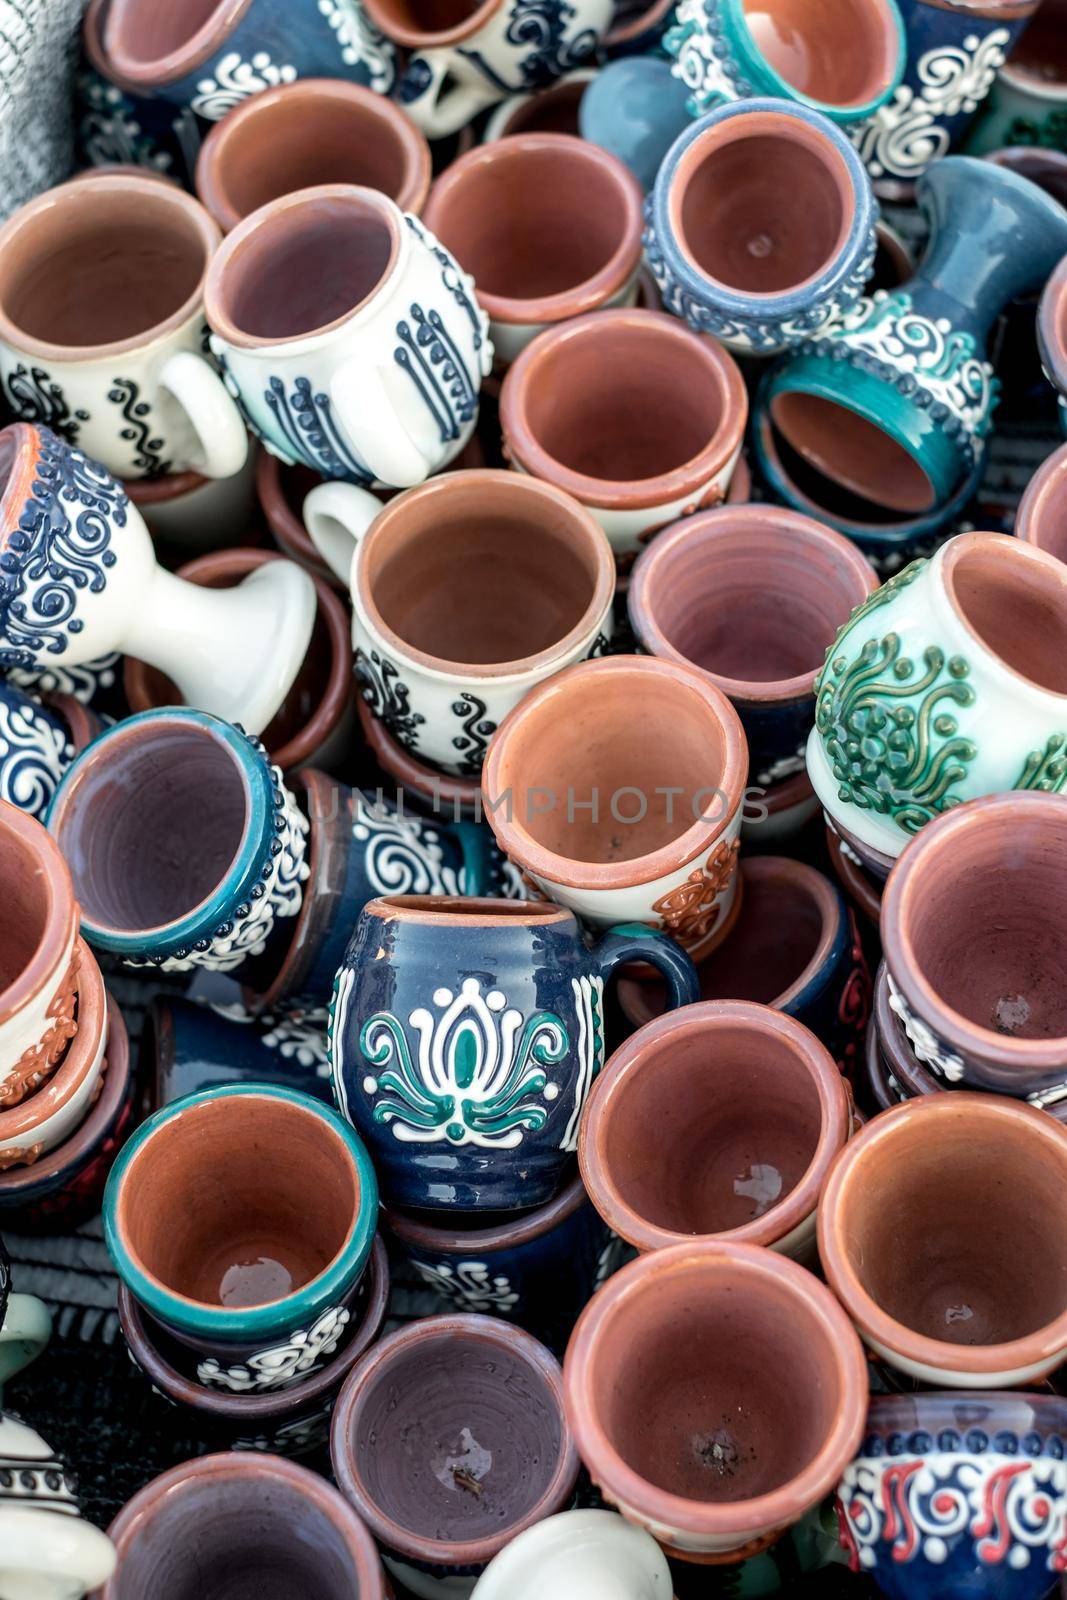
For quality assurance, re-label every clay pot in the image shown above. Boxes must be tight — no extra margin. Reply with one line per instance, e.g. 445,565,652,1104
499,309,748,561
143,994,333,1113
819,1094,1067,1385
469,1509,672,1600
100,1453,385,1599
421,134,644,366
196,78,431,233
330,1314,579,1595
824,820,883,929
629,505,876,784
563,1240,868,1557
483,654,747,952
482,71,596,141
256,449,348,588
356,692,484,819
124,547,353,772
1017,438,1067,559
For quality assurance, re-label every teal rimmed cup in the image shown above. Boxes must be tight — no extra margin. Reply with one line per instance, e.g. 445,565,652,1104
104,1084,379,1395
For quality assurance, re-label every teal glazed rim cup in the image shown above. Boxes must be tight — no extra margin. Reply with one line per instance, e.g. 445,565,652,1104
103,1083,379,1346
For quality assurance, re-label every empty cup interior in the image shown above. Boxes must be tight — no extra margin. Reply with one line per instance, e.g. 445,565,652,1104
1006,0,1067,86
365,0,493,40
0,808,64,1004
497,78,588,137
741,0,901,107
118,1094,358,1309
104,0,231,70
769,391,937,515
946,538,1067,695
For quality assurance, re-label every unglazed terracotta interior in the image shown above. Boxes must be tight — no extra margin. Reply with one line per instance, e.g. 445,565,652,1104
120,1096,357,1308
365,0,488,37
350,1332,564,1541
52,726,248,934
1008,0,1067,85
499,79,588,137
741,0,900,106
839,1112,1067,1345
759,411,928,526
592,1267,843,1501
948,541,1067,694
0,818,56,997
103,0,230,68
0,186,207,348
770,393,937,514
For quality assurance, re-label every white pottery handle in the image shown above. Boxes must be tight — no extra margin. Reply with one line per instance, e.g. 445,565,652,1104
158,350,250,479
302,481,384,587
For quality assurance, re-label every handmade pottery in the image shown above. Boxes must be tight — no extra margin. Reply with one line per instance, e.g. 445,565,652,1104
105,1083,378,1386
98,0,395,116
825,818,884,929
577,56,691,191
482,655,748,946
0,684,78,825
838,1392,1067,1600
0,175,248,481
981,2,1067,157
563,1240,868,1556
0,1234,50,1386
196,78,431,233
305,469,615,776
645,98,877,356
422,135,644,365
355,693,489,820
665,0,905,127
6,650,123,716
1017,438,1067,559
125,450,258,564
807,532,1067,864
985,148,1067,414
330,892,698,1209
499,309,748,560
381,1168,618,1351
0,1412,117,1599
117,1232,389,1457
364,0,611,138
482,69,596,141
331,1314,579,1598
470,1510,672,1600
256,448,348,587
819,1094,1067,1385
762,157,1067,519
100,1452,385,1599
617,856,871,1076
205,186,493,488
1039,249,1067,432
144,995,333,1110
48,708,310,975
629,505,876,783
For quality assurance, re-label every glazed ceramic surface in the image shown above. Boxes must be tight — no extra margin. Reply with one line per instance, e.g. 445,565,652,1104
126,451,258,560
482,68,595,139
145,995,333,1110
1039,251,1067,427
645,98,878,356
967,0,1067,154
206,187,492,490
469,1509,673,1600
0,1233,51,1385
0,1411,117,1599
330,894,698,1209
579,56,691,191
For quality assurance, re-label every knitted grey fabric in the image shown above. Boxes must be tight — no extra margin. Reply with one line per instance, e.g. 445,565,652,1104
0,0,84,218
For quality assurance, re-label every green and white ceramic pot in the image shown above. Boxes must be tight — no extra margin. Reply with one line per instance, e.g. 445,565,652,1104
966,0,1067,156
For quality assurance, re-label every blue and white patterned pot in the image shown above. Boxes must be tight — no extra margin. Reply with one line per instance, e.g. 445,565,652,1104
645,98,878,355
146,995,333,1110
330,894,699,1210
0,685,75,823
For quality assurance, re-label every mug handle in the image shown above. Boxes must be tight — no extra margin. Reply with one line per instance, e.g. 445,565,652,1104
0,1291,51,1388
330,359,435,490
158,350,250,479
593,922,700,1011
400,51,497,138
303,481,384,585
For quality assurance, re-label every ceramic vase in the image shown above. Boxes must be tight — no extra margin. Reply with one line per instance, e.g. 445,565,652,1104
0,1412,117,1599
967,0,1067,155
469,1510,673,1600
0,1233,50,1386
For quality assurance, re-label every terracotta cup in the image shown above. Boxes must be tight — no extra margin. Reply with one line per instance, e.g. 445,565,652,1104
1017,438,1067,559
629,505,876,784
100,1453,386,1599
482,654,747,950
421,134,644,366
499,308,748,561
881,791,1067,1095
482,71,596,141
563,1240,868,1558
196,78,431,234
331,1313,579,1595
820,1094,1067,1386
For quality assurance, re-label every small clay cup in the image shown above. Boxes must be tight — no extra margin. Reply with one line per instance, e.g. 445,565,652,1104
421,134,644,366
256,450,349,589
482,654,747,951
143,994,333,1113
881,791,1067,1095
196,78,431,233
1017,439,1067,560
100,1453,386,1599
482,71,595,141
355,692,484,819
563,1240,868,1557
629,506,876,781
499,309,748,561
818,1094,1067,1386
330,1314,579,1592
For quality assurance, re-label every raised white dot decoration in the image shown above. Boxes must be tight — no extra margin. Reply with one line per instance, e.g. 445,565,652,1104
363,1076,378,1093
487,991,506,1011
433,988,453,1007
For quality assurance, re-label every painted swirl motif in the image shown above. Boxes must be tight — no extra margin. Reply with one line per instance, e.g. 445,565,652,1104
1013,735,1067,794
453,0,597,92
355,647,425,751
259,373,374,483
0,692,72,821
76,74,176,173
108,379,171,476
413,1259,520,1311
3,366,90,447
886,973,965,1083
6,651,119,705
197,1305,350,1393
666,0,747,116
451,693,497,777
392,217,491,443
651,836,739,944
353,792,466,895
318,0,395,91
190,51,298,120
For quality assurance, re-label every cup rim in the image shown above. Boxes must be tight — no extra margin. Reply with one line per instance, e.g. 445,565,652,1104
1039,251,1067,391
361,0,501,50
360,892,572,928
1016,438,1067,553
0,793,77,1029
381,1165,587,1251
725,0,905,119
939,530,1067,700
0,939,106,1143
91,0,256,91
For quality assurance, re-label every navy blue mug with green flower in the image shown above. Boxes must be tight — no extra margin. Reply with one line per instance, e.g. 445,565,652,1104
330,895,699,1210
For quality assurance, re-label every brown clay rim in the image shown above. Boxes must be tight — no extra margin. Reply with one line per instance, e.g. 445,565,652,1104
1039,252,1067,389
330,1313,578,1565
95,0,257,90
101,1452,385,1600
824,822,882,928
355,692,483,815
364,893,571,928
354,469,614,679
382,1167,586,1252
0,175,220,362
195,79,432,233
987,147,1067,205
882,790,1067,1070
423,136,644,326
0,791,77,1025
126,469,208,503
0,940,105,1140
817,1093,1067,1374
871,959,941,1100
1016,439,1067,549
628,504,876,700
604,0,674,48
579,999,850,1253
243,767,333,1013
564,1240,867,1540
115,1234,390,1421
482,655,748,891
500,309,748,511
204,185,402,350
255,449,346,587
361,0,500,51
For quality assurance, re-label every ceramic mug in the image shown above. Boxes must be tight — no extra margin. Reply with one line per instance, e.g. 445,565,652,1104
205,185,493,490
0,1234,51,1386
330,893,698,1210
304,468,615,777
499,309,748,560
0,174,248,481
0,1412,117,1599
469,1510,673,1600
966,0,1067,154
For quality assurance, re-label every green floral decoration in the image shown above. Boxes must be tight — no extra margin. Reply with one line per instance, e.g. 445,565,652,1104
1013,734,1067,792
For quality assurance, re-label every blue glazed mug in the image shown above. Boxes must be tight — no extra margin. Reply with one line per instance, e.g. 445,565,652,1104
330,894,699,1209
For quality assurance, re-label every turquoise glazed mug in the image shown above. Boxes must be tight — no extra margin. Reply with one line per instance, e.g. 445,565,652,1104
330,894,699,1210
104,1084,378,1395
